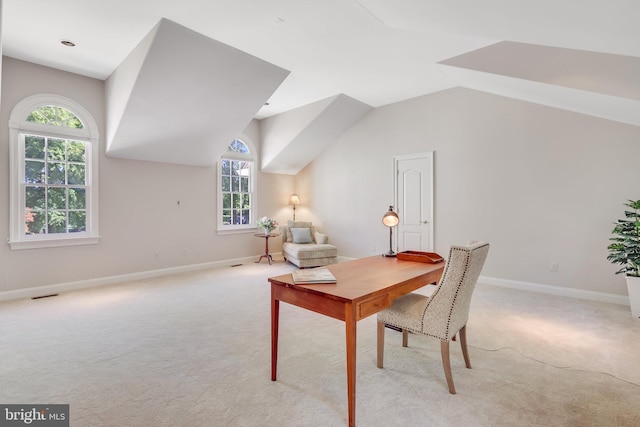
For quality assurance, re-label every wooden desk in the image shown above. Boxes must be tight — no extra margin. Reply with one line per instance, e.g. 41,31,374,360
269,256,445,427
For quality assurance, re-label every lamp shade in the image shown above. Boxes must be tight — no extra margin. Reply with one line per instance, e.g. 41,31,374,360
289,194,300,205
382,206,399,227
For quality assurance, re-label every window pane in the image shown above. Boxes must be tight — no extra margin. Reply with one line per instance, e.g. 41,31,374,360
47,162,66,184
232,209,241,224
36,106,57,125
48,187,67,210
241,176,249,192
57,108,84,129
26,186,46,209
68,211,86,232
228,139,249,153
223,193,231,209
242,194,250,209
26,109,48,125
25,210,46,234
222,176,230,192
68,141,86,162
25,135,45,159
27,106,84,129
222,210,231,225
231,177,239,192
25,160,45,183
232,193,241,209
68,164,85,185
240,209,250,224
238,161,250,177
69,188,86,209
47,211,67,234
221,160,230,175
48,139,66,161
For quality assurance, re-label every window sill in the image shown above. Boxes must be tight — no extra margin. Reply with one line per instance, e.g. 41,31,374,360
216,227,259,236
9,236,101,250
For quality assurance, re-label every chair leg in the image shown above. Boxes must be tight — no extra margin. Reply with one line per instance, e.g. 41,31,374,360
402,329,408,347
440,340,456,394
376,322,385,368
459,325,472,369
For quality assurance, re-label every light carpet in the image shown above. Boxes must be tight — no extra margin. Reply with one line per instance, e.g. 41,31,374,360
1,260,639,426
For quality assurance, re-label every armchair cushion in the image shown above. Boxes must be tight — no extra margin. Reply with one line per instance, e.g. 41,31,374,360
377,293,428,334
286,221,314,242
284,243,337,260
291,227,313,244
314,232,328,244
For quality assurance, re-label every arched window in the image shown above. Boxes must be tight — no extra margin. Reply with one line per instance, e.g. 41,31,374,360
217,137,257,233
9,94,100,249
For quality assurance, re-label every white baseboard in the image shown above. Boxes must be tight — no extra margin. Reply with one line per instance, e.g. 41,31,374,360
1,255,629,307
479,275,629,307
0,255,261,302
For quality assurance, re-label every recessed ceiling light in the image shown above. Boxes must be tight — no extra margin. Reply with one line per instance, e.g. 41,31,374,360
60,40,76,47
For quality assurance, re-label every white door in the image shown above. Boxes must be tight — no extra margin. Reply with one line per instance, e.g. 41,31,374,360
394,152,434,252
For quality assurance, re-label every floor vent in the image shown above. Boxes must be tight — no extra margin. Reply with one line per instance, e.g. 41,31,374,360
230,264,243,267
32,293,59,300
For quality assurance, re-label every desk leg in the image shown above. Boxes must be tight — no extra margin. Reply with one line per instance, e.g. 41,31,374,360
271,286,279,381
345,304,356,427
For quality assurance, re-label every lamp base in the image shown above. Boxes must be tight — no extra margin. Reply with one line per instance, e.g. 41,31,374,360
382,251,397,258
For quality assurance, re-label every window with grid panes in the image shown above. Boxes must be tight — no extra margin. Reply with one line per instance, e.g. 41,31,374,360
217,138,256,232
9,95,100,249
24,134,88,234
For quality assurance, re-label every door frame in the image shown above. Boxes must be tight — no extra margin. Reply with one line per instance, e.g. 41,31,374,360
392,152,435,252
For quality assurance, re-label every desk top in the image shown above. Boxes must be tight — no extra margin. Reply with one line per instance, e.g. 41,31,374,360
269,255,444,303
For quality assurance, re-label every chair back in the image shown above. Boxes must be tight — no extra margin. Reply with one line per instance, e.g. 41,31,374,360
421,242,489,341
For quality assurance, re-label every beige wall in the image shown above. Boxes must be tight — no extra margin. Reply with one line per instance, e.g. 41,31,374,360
297,87,640,296
0,57,294,293
3,56,639,298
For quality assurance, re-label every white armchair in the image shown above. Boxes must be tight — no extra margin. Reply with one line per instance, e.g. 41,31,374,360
280,221,338,268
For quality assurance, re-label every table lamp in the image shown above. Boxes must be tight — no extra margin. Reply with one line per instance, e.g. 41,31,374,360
382,206,399,257
289,194,300,220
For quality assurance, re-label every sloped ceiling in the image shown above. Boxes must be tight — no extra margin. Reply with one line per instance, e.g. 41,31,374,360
260,94,372,175
2,1,639,170
439,41,640,127
104,18,289,166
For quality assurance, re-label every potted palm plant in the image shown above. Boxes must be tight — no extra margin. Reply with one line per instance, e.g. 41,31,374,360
607,199,640,317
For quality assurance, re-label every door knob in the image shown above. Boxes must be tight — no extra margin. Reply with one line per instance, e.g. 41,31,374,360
422,220,429,224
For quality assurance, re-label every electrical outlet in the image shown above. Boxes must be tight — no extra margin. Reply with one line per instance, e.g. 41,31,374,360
549,262,559,272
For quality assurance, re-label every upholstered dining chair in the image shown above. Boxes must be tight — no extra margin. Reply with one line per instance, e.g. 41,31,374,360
376,241,490,394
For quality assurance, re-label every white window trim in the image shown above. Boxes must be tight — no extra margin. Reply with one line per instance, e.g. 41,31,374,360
9,94,100,250
216,136,258,235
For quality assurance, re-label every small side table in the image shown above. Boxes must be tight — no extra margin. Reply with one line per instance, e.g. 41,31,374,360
255,233,279,265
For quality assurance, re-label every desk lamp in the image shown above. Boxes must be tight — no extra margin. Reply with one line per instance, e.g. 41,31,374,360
382,206,399,257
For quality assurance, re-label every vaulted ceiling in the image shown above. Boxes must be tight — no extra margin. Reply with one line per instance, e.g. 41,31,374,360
3,0,639,172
